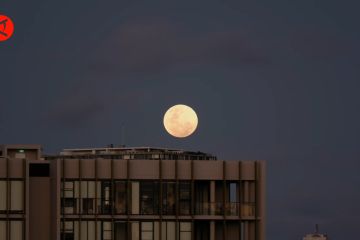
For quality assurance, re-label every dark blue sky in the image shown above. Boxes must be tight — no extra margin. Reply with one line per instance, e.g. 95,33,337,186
1,1,360,239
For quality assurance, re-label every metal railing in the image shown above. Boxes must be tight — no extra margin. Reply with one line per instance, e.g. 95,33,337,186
61,199,256,217
194,202,255,216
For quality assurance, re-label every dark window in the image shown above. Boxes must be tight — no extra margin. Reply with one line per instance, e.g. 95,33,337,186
179,182,191,215
195,181,210,215
114,181,127,214
82,198,94,214
140,182,159,215
114,222,127,240
60,233,74,240
61,221,74,240
194,221,209,240
29,163,49,177
162,182,176,215
62,198,76,214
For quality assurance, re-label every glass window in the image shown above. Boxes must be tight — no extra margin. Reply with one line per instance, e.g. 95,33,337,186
179,222,191,240
227,182,238,216
88,221,96,240
162,182,176,215
0,221,6,240
10,221,23,240
61,221,74,240
194,182,209,215
62,181,74,198
131,182,140,215
63,198,76,214
240,181,256,217
140,182,159,215
141,222,153,240
114,181,127,214
80,221,96,240
179,182,191,215
161,222,175,240
80,181,96,214
229,183,237,203
10,181,23,212
82,198,95,214
101,181,112,214
103,222,112,240
131,222,140,240
0,181,6,212
61,181,78,214
114,222,127,240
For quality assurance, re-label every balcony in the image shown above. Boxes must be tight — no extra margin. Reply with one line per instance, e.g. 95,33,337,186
61,199,256,218
194,202,255,217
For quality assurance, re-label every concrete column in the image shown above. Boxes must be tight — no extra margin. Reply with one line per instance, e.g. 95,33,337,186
244,181,249,203
210,221,215,240
210,181,216,240
244,221,249,240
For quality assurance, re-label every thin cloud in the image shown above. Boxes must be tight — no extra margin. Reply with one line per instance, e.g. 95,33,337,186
87,19,269,75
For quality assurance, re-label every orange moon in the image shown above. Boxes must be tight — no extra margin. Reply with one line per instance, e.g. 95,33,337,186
163,104,198,138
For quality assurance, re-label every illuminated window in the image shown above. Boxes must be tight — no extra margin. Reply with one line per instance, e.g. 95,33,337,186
100,181,112,214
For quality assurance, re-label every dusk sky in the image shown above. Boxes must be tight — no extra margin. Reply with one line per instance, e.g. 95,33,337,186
1,1,360,239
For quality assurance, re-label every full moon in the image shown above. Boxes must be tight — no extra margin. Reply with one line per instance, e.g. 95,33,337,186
163,104,198,138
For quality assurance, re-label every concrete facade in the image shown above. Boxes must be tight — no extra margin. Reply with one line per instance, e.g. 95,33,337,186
0,144,266,240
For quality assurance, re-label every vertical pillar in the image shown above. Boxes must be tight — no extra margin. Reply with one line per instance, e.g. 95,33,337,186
210,221,215,240
257,161,266,240
210,181,216,240
210,181,215,215
159,160,162,240
244,222,249,240
127,159,131,240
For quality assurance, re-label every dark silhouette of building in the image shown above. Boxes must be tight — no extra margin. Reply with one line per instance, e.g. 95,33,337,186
303,224,328,240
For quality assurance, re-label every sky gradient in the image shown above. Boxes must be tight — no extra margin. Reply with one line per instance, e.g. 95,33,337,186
1,1,360,239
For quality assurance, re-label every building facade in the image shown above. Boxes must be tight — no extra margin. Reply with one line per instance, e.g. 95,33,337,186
0,144,266,240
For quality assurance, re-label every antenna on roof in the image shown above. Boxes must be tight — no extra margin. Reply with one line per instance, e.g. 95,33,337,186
120,124,125,147
315,224,319,234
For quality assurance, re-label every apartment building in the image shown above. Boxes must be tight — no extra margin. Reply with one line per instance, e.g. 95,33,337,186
0,144,265,240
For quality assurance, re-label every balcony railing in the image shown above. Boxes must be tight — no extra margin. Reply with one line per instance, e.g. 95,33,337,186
61,199,256,217
194,202,256,217
241,202,256,217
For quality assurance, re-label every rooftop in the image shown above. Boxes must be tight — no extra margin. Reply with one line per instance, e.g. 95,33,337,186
46,146,217,160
